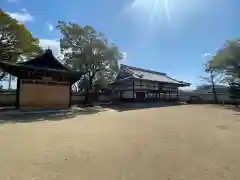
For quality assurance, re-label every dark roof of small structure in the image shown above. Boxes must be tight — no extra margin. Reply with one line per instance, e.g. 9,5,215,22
0,50,85,83
20,49,69,71
117,64,190,86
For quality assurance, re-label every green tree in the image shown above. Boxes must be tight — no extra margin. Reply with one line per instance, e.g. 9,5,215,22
0,9,43,80
57,21,122,94
209,39,240,106
210,39,240,80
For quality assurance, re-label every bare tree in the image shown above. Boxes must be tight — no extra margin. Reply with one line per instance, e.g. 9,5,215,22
200,63,221,104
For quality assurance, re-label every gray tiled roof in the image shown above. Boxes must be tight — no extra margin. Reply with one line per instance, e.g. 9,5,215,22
121,64,190,85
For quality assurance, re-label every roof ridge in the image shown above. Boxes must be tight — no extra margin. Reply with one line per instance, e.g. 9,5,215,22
121,65,142,78
121,64,166,76
164,74,182,83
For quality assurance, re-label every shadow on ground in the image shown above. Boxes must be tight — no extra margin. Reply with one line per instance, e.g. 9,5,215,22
101,102,187,112
213,104,240,115
0,106,106,124
0,102,187,124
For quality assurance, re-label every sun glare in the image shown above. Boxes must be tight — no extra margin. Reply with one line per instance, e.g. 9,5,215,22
130,0,171,23
129,0,204,25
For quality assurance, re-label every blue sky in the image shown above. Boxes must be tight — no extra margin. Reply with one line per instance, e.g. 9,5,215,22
1,0,240,89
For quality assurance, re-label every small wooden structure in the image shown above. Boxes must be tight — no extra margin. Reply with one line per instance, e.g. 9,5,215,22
0,50,85,110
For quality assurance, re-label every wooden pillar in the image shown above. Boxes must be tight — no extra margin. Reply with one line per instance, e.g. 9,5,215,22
169,88,171,101
69,83,72,107
132,79,135,101
158,85,161,102
177,88,179,101
16,78,20,108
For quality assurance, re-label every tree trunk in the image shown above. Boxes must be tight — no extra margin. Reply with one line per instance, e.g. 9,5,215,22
211,71,219,104
212,83,219,104
84,74,94,106
84,88,89,105
89,75,93,90
8,75,12,89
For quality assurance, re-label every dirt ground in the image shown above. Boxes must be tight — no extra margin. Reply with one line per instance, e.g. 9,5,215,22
0,105,239,180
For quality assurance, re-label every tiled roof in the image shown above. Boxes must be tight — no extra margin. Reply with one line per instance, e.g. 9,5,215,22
21,49,70,71
120,64,190,85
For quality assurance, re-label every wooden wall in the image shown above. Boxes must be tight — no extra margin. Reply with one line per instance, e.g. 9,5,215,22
19,79,70,109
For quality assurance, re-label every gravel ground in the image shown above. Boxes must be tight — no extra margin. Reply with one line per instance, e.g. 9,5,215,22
0,105,239,180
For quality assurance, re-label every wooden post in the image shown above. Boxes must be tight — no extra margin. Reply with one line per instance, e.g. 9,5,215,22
69,83,72,107
158,85,161,103
16,77,20,108
169,88,171,101
177,88,179,101
132,79,135,101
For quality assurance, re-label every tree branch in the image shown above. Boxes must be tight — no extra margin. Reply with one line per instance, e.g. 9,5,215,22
0,72,7,81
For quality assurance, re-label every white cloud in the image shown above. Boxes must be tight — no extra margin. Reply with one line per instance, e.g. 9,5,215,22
21,8,27,12
7,9,34,23
120,52,128,65
123,52,127,59
46,22,54,31
39,39,63,59
203,53,211,57
7,0,18,3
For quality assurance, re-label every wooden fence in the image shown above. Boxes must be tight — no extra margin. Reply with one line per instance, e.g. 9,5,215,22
0,90,239,107
180,92,240,104
0,91,113,106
